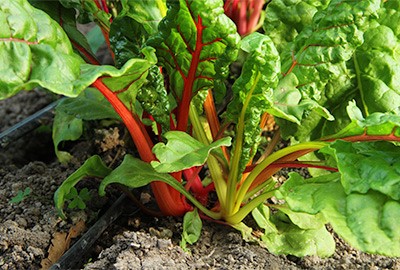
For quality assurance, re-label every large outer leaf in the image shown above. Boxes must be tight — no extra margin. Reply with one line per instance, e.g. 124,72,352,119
225,32,280,176
278,172,400,257
148,0,240,98
29,0,97,63
252,204,334,257
0,0,84,99
327,140,400,200
263,0,330,53
270,0,394,141
151,131,231,173
322,101,400,140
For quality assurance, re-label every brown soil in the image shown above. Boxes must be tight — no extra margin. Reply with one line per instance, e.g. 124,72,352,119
1,91,399,270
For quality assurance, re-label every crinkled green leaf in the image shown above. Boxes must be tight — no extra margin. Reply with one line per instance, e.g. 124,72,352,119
264,0,330,53
137,66,172,132
109,16,148,68
148,0,240,98
54,155,112,219
0,0,84,99
180,208,202,250
252,204,335,257
111,0,166,68
225,32,280,176
327,140,400,200
52,109,83,164
276,1,400,141
278,172,400,257
151,131,231,173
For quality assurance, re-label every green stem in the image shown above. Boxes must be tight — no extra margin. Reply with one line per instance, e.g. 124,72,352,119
233,141,327,213
189,103,227,210
226,72,262,216
226,189,276,225
242,177,276,202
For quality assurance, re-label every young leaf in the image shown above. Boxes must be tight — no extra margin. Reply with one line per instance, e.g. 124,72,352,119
180,208,202,250
252,204,335,257
225,32,280,177
54,156,112,219
52,109,83,164
278,172,400,257
150,131,231,173
137,66,172,132
0,0,84,99
10,187,31,204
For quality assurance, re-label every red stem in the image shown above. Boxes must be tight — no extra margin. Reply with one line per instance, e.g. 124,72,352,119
176,15,204,132
92,78,190,216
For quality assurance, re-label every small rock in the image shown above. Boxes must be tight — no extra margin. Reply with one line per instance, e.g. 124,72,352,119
157,238,171,249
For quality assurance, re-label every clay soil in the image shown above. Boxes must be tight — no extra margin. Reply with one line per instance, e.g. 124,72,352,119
1,91,399,270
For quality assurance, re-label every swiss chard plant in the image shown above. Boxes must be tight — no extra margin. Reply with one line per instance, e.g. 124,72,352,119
1,0,400,257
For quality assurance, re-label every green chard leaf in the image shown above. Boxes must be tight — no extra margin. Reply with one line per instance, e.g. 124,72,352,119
120,0,166,36
180,208,202,250
225,32,280,176
54,155,112,219
137,66,172,133
326,140,400,200
29,0,98,63
276,0,390,141
151,131,231,173
0,0,84,99
278,172,400,257
59,0,111,28
56,88,121,121
322,100,400,140
110,0,166,67
52,109,83,163
98,154,199,207
52,88,121,163
263,0,330,53
148,0,240,99
252,204,335,257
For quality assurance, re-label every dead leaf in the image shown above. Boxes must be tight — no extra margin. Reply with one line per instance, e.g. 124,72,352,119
40,220,86,270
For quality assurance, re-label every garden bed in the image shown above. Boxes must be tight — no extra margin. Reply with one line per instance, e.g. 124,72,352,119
0,91,398,269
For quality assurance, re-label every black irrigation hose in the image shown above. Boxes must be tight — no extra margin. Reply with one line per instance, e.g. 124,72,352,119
0,98,63,148
50,194,135,270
